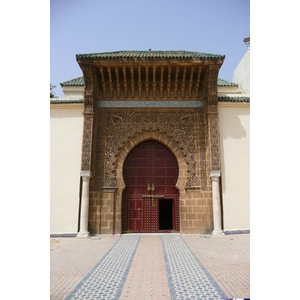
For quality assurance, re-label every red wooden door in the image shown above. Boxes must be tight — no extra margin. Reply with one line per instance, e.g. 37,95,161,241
122,140,179,233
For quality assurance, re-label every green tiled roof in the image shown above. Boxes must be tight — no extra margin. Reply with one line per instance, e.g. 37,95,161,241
76,50,225,61
218,96,250,102
60,77,84,87
50,99,84,104
217,78,238,87
61,76,237,87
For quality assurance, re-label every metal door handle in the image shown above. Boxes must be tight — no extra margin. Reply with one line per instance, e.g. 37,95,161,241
151,183,155,192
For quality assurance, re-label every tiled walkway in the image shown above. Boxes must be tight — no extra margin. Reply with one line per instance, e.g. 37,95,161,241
119,236,170,299
50,234,250,299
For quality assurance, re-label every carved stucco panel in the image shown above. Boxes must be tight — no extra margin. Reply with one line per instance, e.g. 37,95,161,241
208,116,221,170
81,115,93,171
97,109,207,190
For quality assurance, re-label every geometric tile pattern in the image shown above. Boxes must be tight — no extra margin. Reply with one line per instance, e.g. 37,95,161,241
98,100,204,108
50,236,119,300
183,234,250,298
161,235,226,299
50,234,250,299
66,235,140,300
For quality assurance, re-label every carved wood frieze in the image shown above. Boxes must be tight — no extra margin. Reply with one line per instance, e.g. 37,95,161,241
95,108,207,191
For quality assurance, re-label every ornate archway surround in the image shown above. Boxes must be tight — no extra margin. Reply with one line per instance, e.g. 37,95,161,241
114,131,188,234
91,107,214,235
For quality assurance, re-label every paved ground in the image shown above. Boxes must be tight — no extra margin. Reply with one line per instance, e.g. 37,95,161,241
50,233,250,299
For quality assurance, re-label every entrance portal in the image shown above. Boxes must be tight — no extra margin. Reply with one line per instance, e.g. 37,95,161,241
122,140,179,233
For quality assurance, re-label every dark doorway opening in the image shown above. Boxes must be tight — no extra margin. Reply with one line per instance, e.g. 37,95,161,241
159,199,173,230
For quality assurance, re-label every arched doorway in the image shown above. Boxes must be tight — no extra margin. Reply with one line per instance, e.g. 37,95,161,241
122,140,179,233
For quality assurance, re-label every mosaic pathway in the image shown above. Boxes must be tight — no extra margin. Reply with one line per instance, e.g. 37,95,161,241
162,235,226,299
51,234,250,299
66,235,140,299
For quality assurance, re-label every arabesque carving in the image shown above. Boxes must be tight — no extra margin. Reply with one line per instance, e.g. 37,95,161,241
81,115,93,170
97,109,207,190
208,117,221,170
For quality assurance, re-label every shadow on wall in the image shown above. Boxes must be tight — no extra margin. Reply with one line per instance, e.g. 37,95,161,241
219,107,250,194
220,108,249,139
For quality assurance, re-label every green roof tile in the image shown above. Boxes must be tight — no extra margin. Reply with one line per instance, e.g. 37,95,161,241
60,77,85,87
50,99,84,104
217,78,238,87
76,50,225,61
218,96,250,102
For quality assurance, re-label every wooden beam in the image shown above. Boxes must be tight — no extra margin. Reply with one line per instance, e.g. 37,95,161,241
107,67,113,97
153,66,156,98
195,66,202,98
145,66,149,98
182,66,187,98
189,66,195,98
174,65,179,98
160,66,164,98
122,66,127,98
167,66,171,98
138,66,142,98
130,66,134,98
99,66,106,98
115,67,120,98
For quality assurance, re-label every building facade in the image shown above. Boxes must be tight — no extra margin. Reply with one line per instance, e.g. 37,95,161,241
50,50,250,236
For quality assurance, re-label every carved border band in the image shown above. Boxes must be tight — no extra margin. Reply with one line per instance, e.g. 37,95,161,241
81,113,93,170
98,100,204,108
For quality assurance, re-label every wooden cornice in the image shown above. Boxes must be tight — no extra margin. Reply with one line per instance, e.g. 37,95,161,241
79,61,223,100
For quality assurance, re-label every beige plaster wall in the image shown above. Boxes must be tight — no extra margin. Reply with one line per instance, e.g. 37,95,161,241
50,105,84,234
218,103,250,231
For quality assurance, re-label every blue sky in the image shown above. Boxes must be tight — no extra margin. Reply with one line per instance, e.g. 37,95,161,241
50,0,250,98
3,2,300,298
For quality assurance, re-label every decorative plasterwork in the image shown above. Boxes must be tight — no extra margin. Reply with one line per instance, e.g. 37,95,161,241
208,116,221,170
206,65,222,171
76,52,224,188
80,64,95,171
96,108,207,191
81,114,93,170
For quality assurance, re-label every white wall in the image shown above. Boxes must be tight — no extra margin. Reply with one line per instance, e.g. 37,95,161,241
232,48,250,94
50,105,84,234
218,103,250,231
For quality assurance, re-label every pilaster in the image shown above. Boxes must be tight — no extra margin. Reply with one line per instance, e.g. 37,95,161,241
210,170,223,235
77,171,91,238
78,64,96,236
